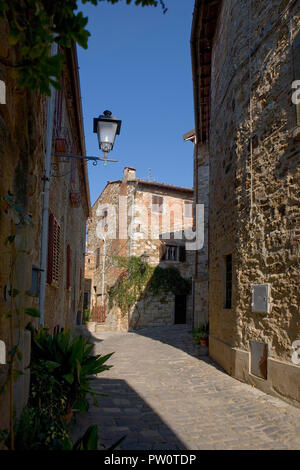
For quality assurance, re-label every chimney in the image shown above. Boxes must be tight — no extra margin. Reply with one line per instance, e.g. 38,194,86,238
123,167,136,182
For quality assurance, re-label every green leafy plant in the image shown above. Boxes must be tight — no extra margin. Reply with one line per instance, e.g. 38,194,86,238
28,325,113,413
192,323,209,344
1,325,115,450
2,410,126,450
60,424,126,450
0,0,167,95
108,256,191,318
82,308,92,324
0,326,114,450
71,424,99,450
148,265,192,297
108,256,153,315
2,344,71,449
17,405,69,450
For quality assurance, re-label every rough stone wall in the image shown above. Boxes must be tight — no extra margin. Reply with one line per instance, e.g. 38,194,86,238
130,293,175,330
85,171,194,330
0,27,88,430
0,19,46,431
209,0,300,369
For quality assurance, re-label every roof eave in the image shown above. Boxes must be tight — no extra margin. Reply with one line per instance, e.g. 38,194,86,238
190,0,222,145
67,44,91,217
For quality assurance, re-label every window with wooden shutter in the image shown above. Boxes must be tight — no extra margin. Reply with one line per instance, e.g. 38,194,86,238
162,244,182,261
152,195,164,213
66,244,71,289
47,213,61,284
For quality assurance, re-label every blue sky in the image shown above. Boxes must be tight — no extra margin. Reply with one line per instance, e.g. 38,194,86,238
77,0,195,206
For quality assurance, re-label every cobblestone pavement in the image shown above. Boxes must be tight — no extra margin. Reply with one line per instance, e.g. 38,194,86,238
71,325,300,450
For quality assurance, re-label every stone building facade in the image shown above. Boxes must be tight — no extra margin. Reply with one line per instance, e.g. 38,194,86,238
0,19,90,433
191,0,300,406
44,46,90,332
85,167,194,331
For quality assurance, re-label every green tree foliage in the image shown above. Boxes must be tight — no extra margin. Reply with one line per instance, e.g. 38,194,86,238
108,256,191,316
0,0,167,95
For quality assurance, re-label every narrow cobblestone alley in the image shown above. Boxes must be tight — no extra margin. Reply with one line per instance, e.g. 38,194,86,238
71,326,300,450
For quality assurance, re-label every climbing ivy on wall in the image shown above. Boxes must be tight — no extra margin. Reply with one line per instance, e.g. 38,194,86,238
108,256,191,317
0,192,40,450
0,0,167,95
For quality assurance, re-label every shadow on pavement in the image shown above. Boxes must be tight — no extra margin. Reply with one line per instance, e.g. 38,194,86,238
70,377,186,450
132,324,220,366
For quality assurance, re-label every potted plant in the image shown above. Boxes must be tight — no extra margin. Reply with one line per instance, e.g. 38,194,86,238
198,330,208,346
192,323,209,351
192,328,200,344
63,406,73,423
82,309,92,325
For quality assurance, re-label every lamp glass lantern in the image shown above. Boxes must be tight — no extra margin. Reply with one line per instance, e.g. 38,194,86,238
93,110,122,155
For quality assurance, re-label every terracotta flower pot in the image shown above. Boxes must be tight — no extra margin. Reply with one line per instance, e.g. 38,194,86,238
63,408,73,423
200,339,208,346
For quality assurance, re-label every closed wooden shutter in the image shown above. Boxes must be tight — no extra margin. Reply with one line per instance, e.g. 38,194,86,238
53,218,60,282
66,244,71,289
47,212,60,284
47,214,54,284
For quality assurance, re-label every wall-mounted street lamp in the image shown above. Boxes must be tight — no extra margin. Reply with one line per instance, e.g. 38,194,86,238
93,110,122,166
53,109,122,167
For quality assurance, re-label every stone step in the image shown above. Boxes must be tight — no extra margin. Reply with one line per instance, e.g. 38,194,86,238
95,323,116,333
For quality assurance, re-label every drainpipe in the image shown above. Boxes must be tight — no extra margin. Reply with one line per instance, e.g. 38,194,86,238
38,42,58,326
